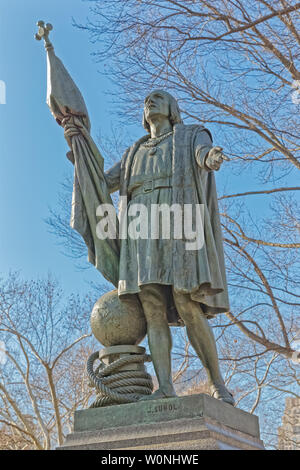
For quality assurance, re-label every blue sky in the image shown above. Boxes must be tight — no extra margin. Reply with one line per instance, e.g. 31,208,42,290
0,0,298,297
0,0,135,294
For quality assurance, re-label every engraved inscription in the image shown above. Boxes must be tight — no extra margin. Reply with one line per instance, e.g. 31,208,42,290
147,403,179,414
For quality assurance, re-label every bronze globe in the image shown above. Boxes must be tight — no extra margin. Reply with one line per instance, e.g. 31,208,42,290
90,290,147,347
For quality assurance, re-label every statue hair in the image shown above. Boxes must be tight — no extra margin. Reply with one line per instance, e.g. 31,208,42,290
142,90,183,132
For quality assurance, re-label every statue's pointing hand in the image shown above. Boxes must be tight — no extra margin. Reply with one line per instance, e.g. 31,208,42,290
205,146,230,171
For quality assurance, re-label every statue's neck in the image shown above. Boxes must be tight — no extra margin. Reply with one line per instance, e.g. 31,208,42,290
149,118,173,138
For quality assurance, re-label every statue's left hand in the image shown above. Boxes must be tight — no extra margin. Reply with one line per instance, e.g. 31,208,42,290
63,119,82,140
61,116,86,150
205,146,230,171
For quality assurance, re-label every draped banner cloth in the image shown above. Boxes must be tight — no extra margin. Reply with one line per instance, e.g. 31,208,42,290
45,45,120,287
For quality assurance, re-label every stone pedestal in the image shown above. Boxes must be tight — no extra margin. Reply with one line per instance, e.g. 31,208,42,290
59,394,264,450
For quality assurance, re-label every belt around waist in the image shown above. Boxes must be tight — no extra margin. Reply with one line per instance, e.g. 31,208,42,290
130,177,172,198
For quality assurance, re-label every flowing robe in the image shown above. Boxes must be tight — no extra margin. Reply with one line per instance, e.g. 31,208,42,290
105,124,230,322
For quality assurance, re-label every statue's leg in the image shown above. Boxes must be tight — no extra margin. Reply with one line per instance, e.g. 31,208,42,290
172,288,234,405
138,284,177,399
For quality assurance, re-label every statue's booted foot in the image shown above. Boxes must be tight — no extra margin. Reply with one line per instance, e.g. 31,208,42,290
210,383,235,406
139,387,177,401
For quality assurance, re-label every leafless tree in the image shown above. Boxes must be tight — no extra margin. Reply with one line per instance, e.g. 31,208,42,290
0,272,97,449
77,1,300,163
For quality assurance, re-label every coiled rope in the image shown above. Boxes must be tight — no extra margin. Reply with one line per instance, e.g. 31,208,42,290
87,351,154,408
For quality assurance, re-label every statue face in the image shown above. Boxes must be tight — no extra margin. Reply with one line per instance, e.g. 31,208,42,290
144,90,170,123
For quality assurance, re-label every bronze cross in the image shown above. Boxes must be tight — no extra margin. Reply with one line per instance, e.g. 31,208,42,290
35,21,53,50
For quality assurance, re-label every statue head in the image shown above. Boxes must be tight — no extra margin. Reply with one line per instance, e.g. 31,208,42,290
142,89,182,132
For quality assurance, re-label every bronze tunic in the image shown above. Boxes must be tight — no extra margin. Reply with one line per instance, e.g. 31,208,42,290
119,134,174,294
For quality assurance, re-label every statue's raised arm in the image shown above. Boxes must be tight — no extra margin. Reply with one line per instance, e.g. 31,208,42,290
36,21,120,287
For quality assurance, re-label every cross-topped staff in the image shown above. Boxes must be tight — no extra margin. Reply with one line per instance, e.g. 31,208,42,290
35,21,54,50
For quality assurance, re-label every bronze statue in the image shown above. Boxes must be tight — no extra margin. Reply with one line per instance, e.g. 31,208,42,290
37,23,234,406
